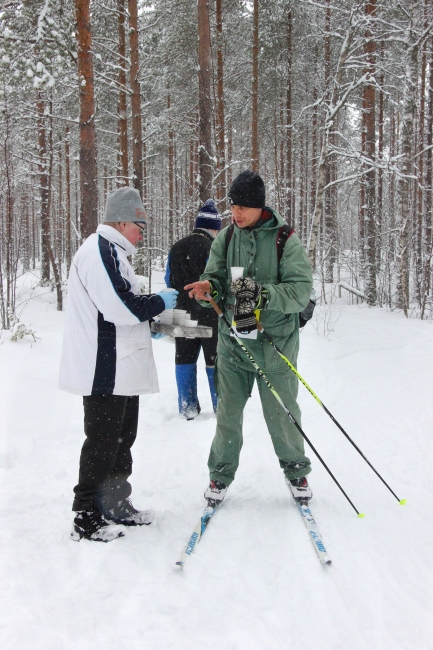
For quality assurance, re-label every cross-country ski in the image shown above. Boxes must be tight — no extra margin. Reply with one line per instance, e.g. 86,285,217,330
176,504,219,568
287,478,332,565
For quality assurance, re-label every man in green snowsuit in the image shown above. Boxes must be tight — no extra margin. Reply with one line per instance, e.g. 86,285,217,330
185,171,313,506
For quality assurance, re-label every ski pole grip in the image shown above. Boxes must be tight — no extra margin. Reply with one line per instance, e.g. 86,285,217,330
255,319,264,333
205,293,224,318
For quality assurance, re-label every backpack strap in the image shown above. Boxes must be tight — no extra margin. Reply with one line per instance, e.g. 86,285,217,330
276,224,294,262
224,223,235,258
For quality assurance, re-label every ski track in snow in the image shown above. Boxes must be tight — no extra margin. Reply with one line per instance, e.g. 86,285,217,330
1,273,432,650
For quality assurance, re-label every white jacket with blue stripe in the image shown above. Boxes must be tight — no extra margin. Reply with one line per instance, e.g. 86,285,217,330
59,224,165,396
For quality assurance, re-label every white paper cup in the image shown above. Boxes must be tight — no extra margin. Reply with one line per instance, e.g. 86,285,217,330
231,267,244,281
184,320,198,327
173,309,186,316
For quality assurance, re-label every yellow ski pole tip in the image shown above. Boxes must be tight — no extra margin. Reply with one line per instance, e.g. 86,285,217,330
358,513,365,518
399,499,407,505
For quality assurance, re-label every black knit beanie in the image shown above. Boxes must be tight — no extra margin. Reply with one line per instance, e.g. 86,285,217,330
228,171,265,208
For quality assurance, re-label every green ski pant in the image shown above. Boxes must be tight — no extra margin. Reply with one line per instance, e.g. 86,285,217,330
208,356,311,486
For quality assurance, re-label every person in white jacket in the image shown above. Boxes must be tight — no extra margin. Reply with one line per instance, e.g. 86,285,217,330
59,186,177,542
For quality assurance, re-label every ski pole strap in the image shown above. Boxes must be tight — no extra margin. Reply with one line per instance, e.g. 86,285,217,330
205,294,362,517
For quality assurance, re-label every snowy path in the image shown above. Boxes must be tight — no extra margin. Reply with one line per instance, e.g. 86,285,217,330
1,286,432,649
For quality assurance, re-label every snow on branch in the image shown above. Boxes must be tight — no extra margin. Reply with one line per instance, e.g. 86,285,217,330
339,282,366,301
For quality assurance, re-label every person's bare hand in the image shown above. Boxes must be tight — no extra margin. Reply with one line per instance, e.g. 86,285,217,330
184,280,211,300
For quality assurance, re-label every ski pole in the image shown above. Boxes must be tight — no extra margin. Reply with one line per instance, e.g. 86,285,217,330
205,293,364,517
255,320,406,506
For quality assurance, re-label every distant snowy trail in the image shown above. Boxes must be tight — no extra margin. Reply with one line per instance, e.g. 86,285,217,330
1,279,432,650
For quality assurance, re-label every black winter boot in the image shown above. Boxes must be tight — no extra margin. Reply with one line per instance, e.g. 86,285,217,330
70,510,126,542
105,498,155,526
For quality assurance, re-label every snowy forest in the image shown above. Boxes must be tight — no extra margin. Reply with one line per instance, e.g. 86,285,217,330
1,0,433,330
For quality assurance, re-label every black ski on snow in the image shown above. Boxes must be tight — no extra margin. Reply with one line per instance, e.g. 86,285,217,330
286,479,332,564
176,504,220,568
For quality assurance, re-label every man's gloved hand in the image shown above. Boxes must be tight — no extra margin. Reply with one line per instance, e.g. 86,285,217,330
299,299,316,328
299,289,316,328
230,277,262,304
230,277,267,334
151,331,166,340
157,289,178,310
232,298,258,334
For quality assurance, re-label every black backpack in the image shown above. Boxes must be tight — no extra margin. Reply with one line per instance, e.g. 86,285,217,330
224,223,315,328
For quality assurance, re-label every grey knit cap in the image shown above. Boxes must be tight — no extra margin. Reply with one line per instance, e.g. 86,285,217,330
103,186,147,223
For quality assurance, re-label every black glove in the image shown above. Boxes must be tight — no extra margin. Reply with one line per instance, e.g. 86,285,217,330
299,299,316,328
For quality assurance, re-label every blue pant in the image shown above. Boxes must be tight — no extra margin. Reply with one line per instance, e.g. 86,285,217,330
175,364,217,417
175,334,218,418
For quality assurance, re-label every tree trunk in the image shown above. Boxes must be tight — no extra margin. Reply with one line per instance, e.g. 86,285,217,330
36,94,63,309
421,32,433,319
22,197,30,273
188,127,196,230
377,41,384,264
197,0,213,202
75,0,98,239
227,117,233,189
416,38,426,306
117,0,128,185
31,198,36,270
168,94,175,246
142,126,147,204
37,94,50,284
57,140,63,280
65,125,71,272
251,0,259,171
324,129,337,283
215,0,226,210
310,44,319,243
363,0,377,306
286,6,292,222
273,102,280,212
4,128,14,326
398,3,420,317
323,1,338,284
128,0,143,196
299,128,305,236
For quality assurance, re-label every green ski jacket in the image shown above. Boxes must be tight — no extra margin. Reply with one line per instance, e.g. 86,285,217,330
199,208,313,372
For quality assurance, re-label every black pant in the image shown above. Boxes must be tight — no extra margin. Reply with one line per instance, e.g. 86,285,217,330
72,395,139,512
175,334,217,366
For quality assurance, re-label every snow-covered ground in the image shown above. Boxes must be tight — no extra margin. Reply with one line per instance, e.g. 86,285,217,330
1,274,432,650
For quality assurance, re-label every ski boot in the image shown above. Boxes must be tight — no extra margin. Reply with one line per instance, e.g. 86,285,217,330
204,480,227,509
288,476,312,503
